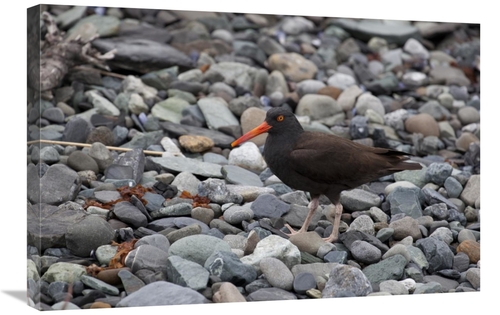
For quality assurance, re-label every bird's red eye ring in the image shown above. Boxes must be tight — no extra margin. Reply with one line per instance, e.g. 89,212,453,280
277,115,284,122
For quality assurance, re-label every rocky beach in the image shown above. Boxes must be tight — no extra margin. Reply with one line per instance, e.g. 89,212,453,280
26,4,480,311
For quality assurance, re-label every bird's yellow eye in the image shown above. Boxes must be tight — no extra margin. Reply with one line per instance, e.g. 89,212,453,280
276,115,284,122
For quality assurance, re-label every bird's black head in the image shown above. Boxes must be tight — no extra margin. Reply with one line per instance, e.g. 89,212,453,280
264,107,303,135
231,106,303,147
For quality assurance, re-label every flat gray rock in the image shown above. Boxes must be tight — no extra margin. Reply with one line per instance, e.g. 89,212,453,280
332,19,420,45
27,203,87,253
168,234,232,266
197,97,240,130
151,156,223,178
65,215,115,257
116,281,210,307
92,38,193,73
222,165,263,187
27,163,81,206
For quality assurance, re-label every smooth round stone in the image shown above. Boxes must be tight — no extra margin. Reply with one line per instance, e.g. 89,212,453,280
404,113,440,137
296,94,342,120
355,93,385,116
293,272,316,294
211,29,234,43
42,107,65,123
457,106,480,125
39,146,60,164
260,257,294,291
95,244,118,266
444,177,463,198
438,92,454,109
327,72,357,90
457,229,476,243
267,52,318,82
350,240,382,264
191,207,215,225
67,151,100,173
222,203,254,225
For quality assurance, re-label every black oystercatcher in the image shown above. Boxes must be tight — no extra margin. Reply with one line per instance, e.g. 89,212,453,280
231,107,422,243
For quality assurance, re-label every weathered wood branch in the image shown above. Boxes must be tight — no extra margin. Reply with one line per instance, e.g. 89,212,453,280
30,11,116,92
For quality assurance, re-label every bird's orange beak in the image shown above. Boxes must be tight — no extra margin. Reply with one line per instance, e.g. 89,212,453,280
231,121,272,147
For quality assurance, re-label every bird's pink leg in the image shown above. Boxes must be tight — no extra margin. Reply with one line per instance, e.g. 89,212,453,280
284,197,319,236
323,202,343,243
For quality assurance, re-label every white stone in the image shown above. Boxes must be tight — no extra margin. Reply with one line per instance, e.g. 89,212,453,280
228,142,267,173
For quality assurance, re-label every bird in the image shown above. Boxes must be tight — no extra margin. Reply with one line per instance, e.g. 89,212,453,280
231,107,422,243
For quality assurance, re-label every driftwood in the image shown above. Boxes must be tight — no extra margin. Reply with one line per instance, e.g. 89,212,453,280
27,139,165,156
29,11,116,92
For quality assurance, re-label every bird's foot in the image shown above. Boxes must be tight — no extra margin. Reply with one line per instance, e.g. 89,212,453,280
284,224,307,236
322,235,338,243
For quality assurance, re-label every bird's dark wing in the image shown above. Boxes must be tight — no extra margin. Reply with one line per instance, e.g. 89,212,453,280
289,131,419,188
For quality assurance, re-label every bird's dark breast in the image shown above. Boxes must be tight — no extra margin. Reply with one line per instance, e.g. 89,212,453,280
263,144,334,195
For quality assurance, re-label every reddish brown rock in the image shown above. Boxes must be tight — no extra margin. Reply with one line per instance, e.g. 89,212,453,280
213,282,247,303
317,86,343,100
179,135,214,153
96,267,131,286
404,113,440,137
457,240,480,264
89,302,111,308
